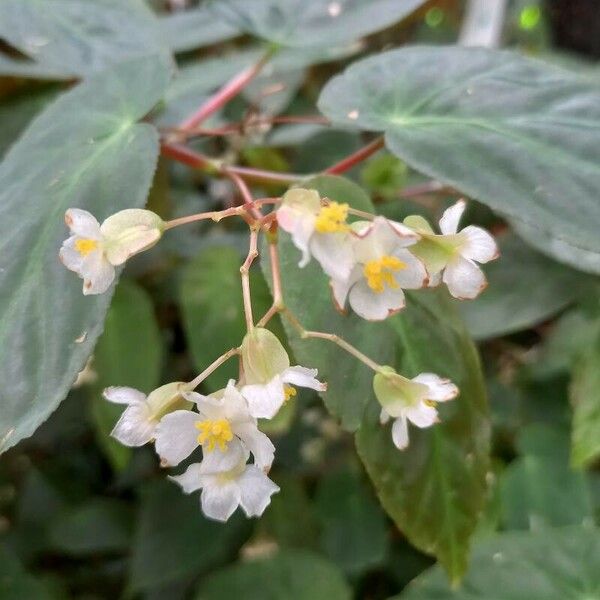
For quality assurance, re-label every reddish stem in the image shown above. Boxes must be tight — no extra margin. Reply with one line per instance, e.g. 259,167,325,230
325,137,385,175
179,52,273,131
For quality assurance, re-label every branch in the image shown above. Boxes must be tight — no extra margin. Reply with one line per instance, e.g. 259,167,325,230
325,137,385,175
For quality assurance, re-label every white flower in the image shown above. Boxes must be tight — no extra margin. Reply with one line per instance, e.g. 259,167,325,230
104,382,191,447
154,380,275,469
170,438,279,522
331,216,427,321
240,327,326,419
60,208,164,295
405,200,499,299
276,188,355,280
373,367,458,450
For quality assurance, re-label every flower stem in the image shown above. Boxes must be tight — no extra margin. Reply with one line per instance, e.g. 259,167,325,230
325,137,385,175
257,239,284,327
178,49,275,131
241,228,259,331
164,206,245,230
188,347,240,389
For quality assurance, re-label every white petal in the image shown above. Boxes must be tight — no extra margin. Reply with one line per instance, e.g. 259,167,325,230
59,236,85,273
234,422,275,470
385,219,420,247
222,380,253,422
379,408,391,425
154,410,200,467
110,404,155,447
200,438,248,474
170,463,204,494
459,226,499,264
238,465,280,517
330,266,362,312
201,482,241,521
391,416,409,450
439,200,466,235
348,279,405,321
442,256,487,300
427,270,442,288
241,377,285,419
392,248,428,289
412,373,458,402
185,391,224,421
65,208,101,237
277,206,315,268
310,233,355,280
81,252,115,295
103,386,146,405
406,403,438,428
282,366,326,392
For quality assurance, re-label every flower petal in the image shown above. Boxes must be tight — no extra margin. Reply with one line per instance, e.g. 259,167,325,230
234,422,275,470
200,438,249,474
200,481,241,521
379,408,391,425
459,226,499,264
81,251,115,295
184,391,224,421
282,366,326,392
59,236,85,272
391,416,409,450
412,373,458,402
110,404,155,447
241,377,285,419
103,386,146,405
392,248,428,289
348,279,405,321
170,462,204,494
439,200,466,235
154,410,200,467
238,465,280,517
64,208,101,238
222,380,253,422
310,233,355,280
277,205,315,268
406,403,438,428
442,256,487,300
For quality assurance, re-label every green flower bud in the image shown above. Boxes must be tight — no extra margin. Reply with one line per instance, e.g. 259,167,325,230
241,327,290,384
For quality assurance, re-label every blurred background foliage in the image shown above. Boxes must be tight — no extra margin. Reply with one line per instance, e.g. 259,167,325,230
1,0,600,598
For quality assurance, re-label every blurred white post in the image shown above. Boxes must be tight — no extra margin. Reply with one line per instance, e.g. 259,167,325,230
459,0,508,48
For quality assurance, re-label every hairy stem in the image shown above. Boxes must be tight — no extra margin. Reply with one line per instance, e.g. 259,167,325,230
188,347,240,389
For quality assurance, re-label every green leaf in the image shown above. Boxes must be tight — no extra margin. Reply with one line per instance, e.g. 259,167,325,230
179,246,273,393
0,0,168,78
318,47,600,270
212,0,427,48
0,56,170,454
500,425,593,529
91,280,163,470
356,290,490,583
457,234,587,340
571,332,600,468
48,498,132,555
195,549,351,600
263,175,394,430
129,479,251,592
0,543,53,600
157,5,239,53
397,526,600,600
315,468,388,575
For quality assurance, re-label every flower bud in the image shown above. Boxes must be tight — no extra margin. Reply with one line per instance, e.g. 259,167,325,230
241,328,290,384
373,366,427,416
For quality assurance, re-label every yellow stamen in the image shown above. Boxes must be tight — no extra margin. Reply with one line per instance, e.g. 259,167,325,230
284,385,297,402
314,202,350,233
363,255,407,293
74,238,99,257
195,419,233,452
424,399,437,407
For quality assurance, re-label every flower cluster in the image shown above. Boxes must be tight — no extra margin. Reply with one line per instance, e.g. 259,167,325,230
103,328,324,522
277,190,498,319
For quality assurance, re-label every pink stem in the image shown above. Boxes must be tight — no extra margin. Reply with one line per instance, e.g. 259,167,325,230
325,137,385,175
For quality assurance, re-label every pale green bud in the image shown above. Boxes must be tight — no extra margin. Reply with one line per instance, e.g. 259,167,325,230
241,327,290,384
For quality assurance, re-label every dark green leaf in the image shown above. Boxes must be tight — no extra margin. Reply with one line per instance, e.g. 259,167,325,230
318,47,600,271
212,0,427,48
196,549,351,600
129,479,251,592
179,246,273,393
48,498,133,555
264,175,394,430
315,468,388,574
398,526,600,600
0,0,169,78
457,234,587,340
91,280,163,470
0,543,53,600
356,290,490,583
0,56,170,453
